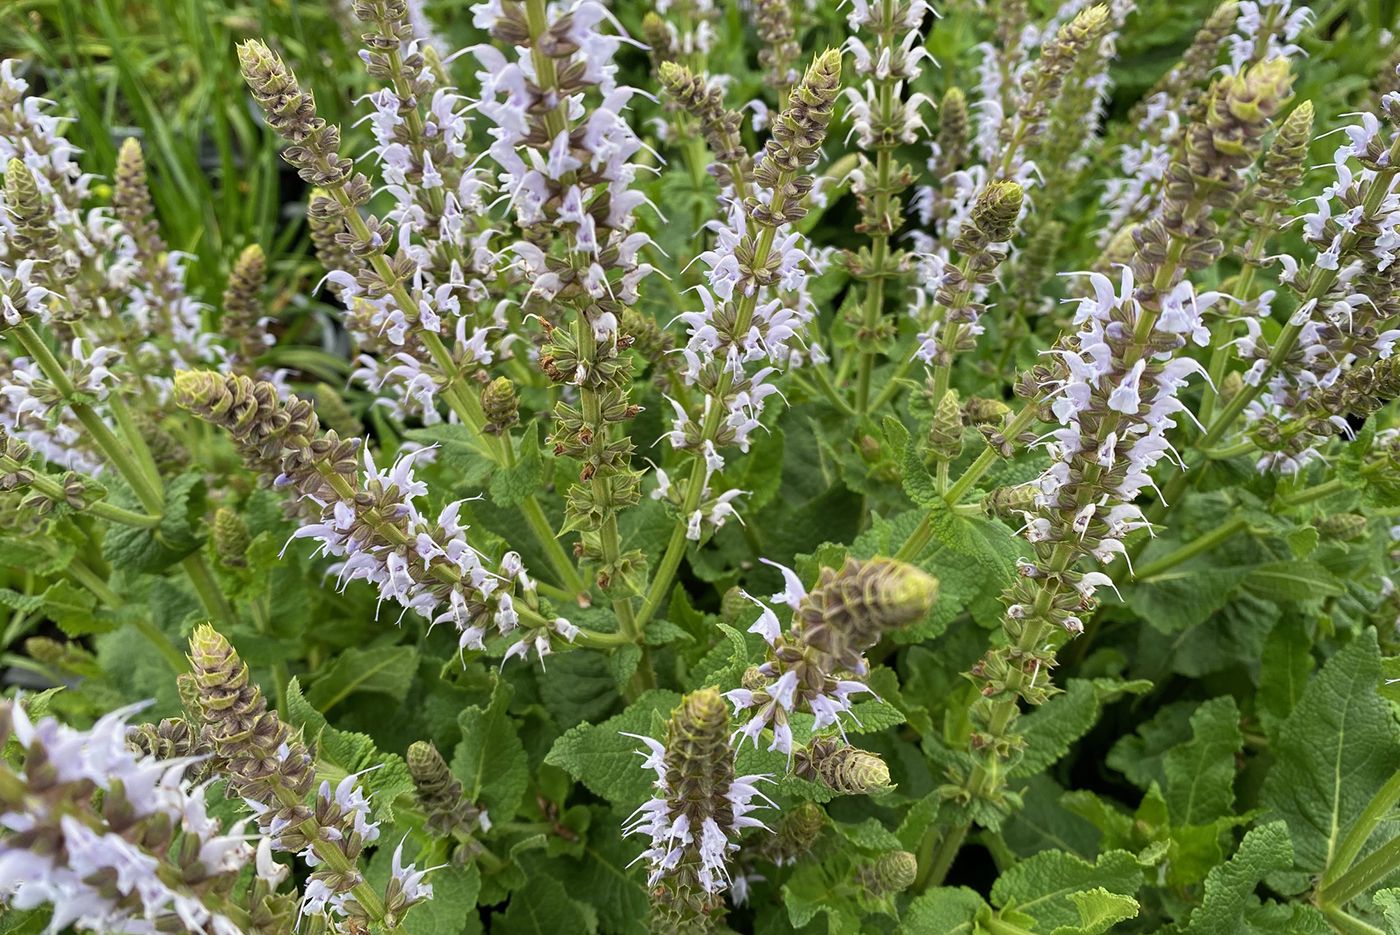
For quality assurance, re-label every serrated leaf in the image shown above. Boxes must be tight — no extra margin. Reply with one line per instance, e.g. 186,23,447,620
1243,561,1344,601
104,473,206,572
489,425,543,507
1259,618,1313,741
832,817,903,852
1185,822,1294,934
1375,888,1400,934
899,887,989,934
44,581,107,636
1260,631,1400,885
1164,696,1243,826
1127,566,1248,634
284,678,415,823
1051,888,1139,935
555,808,648,935
544,690,681,806
990,849,1141,932
1013,678,1152,779
452,676,528,820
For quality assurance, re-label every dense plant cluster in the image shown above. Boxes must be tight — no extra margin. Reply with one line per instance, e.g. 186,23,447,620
2,0,1400,931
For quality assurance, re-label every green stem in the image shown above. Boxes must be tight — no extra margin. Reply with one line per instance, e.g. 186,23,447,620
1321,770,1400,892
895,404,1039,562
1320,835,1400,908
1320,905,1388,935
275,785,387,923
13,323,237,631
0,456,161,527
13,323,163,513
635,170,797,633
1132,515,1249,580
1197,139,1400,452
1278,476,1346,508
854,80,895,415
915,822,968,892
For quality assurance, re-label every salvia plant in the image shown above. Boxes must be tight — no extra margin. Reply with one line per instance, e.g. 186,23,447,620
3,0,1400,932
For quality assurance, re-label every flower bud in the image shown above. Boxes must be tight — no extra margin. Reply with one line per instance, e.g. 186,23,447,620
213,507,251,568
857,850,918,897
4,158,58,262
928,389,964,462
795,737,891,794
1317,513,1369,542
408,740,483,836
963,396,1012,425
481,377,519,435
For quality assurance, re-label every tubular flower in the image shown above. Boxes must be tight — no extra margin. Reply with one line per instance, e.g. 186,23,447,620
174,371,561,661
623,688,772,929
726,557,937,755
0,698,299,934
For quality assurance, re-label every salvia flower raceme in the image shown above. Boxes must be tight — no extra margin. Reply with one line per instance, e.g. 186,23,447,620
174,371,567,661
726,557,937,755
0,698,299,934
186,625,434,926
623,688,773,929
1240,88,1400,472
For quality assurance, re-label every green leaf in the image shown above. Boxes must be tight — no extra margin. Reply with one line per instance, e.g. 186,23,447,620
1259,618,1313,741
1051,888,1139,935
554,809,648,935
1243,561,1345,601
544,690,682,806
494,875,595,935
104,473,206,572
783,861,864,934
1126,566,1248,634
284,677,415,823
489,425,544,507
1185,821,1294,934
1164,696,1243,826
990,849,1141,932
1375,888,1400,934
1260,631,1400,886
452,676,528,820
405,425,496,485
1013,678,1152,779
43,581,107,637
304,644,418,711
899,887,988,934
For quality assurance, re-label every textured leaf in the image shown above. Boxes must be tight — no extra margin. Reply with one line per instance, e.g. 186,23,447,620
495,875,594,935
104,473,205,572
1260,631,1400,883
1126,566,1248,634
544,690,681,806
990,849,1141,932
1259,618,1313,741
305,644,418,711
1185,822,1294,934
405,425,496,485
489,426,544,508
1243,561,1344,601
898,887,988,934
555,809,648,935
1164,696,1243,826
1375,888,1400,934
1051,888,1139,935
452,677,528,820
1013,678,1151,779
